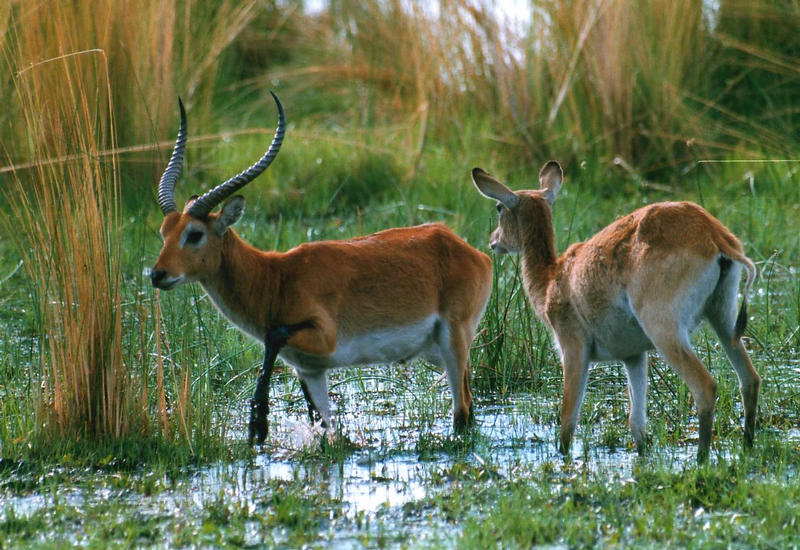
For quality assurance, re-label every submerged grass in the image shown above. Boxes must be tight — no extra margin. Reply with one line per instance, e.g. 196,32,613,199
450,448,800,548
2,375,799,548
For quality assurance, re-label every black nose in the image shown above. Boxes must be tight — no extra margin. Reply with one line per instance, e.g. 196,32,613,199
150,269,167,287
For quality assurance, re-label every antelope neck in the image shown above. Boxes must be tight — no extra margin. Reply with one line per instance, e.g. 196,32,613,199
200,231,281,339
520,212,558,310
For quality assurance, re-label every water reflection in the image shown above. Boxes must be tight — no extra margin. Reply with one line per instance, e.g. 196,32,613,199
1,382,706,546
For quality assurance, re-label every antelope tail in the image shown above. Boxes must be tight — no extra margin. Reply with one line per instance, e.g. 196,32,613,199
733,256,757,345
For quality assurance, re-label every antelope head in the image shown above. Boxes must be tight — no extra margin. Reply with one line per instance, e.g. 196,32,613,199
472,161,563,255
150,92,285,290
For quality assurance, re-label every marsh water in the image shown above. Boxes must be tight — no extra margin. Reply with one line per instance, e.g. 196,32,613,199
1,362,722,547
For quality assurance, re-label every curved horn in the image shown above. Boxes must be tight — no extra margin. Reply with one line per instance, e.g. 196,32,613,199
186,91,286,219
157,98,187,215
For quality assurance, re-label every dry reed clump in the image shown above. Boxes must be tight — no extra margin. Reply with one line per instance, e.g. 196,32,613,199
1,0,265,172
4,47,134,439
0,0,261,445
270,0,799,175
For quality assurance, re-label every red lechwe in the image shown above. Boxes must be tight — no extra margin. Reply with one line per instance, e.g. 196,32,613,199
150,93,493,444
473,161,760,462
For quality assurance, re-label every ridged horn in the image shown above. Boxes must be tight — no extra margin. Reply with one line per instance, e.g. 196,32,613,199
186,91,286,219
157,97,187,215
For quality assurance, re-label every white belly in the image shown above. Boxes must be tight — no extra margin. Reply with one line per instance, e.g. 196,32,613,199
585,292,653,361
279,314,445,374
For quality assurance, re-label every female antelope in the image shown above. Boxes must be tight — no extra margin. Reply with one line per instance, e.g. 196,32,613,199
150,93,492,444
473,161,760,462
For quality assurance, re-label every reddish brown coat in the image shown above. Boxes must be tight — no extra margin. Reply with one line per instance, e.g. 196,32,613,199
153,200,492,431
474,161,760,463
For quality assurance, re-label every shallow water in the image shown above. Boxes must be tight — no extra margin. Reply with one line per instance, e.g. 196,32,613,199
0,369,728,546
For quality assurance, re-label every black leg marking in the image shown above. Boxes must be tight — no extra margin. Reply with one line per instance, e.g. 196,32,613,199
248,341,279,446
248,321,314,446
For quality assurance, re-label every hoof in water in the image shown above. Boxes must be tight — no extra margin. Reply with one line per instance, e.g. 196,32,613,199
248,399,268,446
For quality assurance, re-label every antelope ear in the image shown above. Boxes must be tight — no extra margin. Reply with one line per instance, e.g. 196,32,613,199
472,168,519,208
214,195,245,235
539,161,563,205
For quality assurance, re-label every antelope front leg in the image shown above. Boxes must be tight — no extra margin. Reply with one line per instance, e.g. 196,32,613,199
248,322,314,446
558,341,589,456
248,338,280,446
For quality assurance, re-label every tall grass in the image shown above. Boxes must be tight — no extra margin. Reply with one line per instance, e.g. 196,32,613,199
262,0,800,179
0,0,268,188
0,0,271,454
3,48,134,439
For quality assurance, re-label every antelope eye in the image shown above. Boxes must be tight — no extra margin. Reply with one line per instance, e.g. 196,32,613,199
186,229,204,245
496,203,503,213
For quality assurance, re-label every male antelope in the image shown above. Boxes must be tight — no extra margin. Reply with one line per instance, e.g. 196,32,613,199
473,161,760,462
150,93,493,444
